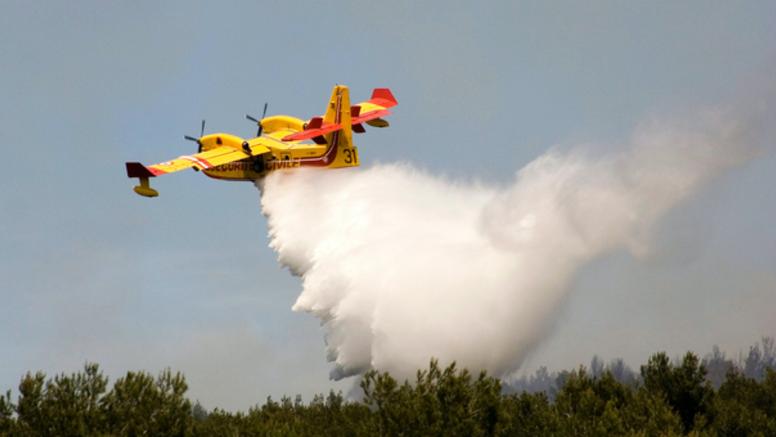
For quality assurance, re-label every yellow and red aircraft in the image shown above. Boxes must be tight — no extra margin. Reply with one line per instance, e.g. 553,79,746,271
125,85,397,197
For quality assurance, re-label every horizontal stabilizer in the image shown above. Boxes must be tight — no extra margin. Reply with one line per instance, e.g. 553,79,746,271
365,118,389,128
282,117,342,141
352,108,391,125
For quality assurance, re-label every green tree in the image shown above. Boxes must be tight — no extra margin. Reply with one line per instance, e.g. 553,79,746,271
101,368,192,436
361,359,508,437
708,367,776,435
37,363,108,436
0,389,15,434
15,371,46,436
360,368,414,436
641,352,714,433
553,368,632,435
623,388,683,436
192,408,243,437
192,401,208,422
502,391,558,436
298,391,375,437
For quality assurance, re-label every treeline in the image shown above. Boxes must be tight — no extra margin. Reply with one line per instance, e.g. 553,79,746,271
508,336,776,395
1,342,775,436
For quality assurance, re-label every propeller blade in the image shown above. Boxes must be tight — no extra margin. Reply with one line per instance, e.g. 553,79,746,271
257,102,268,137
247,103,269,137
184,120,205,154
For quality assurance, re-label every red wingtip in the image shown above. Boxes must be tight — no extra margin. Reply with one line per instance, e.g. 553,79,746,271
369,88,397,108
126,162,156,178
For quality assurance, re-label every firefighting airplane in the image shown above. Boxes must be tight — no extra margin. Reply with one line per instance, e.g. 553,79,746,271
125,85,397,197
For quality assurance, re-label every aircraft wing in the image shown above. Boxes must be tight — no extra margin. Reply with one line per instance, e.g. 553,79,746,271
126,143,270,197
127,144,270,177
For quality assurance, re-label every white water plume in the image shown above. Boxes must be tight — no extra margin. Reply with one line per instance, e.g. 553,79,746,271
258,107,756,381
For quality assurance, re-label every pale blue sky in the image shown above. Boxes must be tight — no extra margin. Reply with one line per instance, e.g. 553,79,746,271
1,1,774,409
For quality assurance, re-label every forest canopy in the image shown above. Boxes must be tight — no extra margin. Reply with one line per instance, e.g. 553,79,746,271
1,338,774,436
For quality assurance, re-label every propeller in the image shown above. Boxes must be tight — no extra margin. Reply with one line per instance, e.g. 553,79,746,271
184,119,206,153
246,102,268,137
